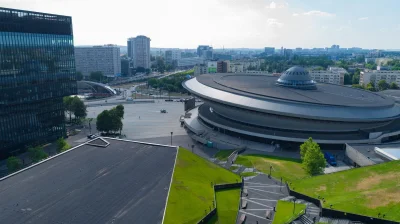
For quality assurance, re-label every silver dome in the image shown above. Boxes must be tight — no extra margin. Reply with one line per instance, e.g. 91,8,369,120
276,66,317,90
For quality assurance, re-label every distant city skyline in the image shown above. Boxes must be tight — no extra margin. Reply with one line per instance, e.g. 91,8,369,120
3,0,400,49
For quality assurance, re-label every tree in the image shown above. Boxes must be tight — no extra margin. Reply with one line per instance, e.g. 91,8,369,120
110,108,123,134
71,97,87,120
344,73,352,85
96,110,113,134
7,156,22,172
352,84,364,89
28,146,48,163
302,143,326,176
136,67,146,73
390,82,399,89
377,80,389,91
76,71,83,81
56,138,71,153
115,104,124,119
300,137,315,160
90,71,105,82
63,96,74,123
366,82,376,92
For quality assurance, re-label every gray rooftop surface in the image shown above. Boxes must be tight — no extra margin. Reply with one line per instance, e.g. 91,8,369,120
347,142,400,163
196,74,393,108
0,138,177,224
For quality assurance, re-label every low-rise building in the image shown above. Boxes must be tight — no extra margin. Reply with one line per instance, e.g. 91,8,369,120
309,66,346,85
194,64,207,75
217,61,230,73
360,70,400,86
177,57,205,68
207,61,217,74
230,63,244,73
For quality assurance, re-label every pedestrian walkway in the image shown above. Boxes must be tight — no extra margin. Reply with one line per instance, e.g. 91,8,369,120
237,174,289,224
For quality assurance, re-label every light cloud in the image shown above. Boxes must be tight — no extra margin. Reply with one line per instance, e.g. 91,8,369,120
293,10,335,17
266,1,288,9
267,18,284,28
358,17,369,21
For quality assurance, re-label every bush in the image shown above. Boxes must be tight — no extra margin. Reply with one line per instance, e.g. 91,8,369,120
56,138,71,153
28,146,48,163
7,156,22,172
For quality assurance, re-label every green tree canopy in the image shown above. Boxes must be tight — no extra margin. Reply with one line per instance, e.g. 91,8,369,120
7,156,22,172
377,80,389,91
90,71,105,82
96,110,113,133
76,71,83,81
28,146,48,163
71,97,87,119
390,82,399,89
300,138,326,176
115,104,124,119
366,82,376,92
63,96,74,123
56,138,71,153
352,84,364,89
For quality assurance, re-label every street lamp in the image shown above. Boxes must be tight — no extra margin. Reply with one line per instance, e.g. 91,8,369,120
170,132,173,145
293,198,297,214
191,144,194,153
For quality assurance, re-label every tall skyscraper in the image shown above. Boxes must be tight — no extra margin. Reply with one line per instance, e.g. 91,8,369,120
127,36,151,69
75,45,121,78
0,8,77,158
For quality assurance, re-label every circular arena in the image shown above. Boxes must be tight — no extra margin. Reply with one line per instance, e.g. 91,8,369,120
183,66,400,144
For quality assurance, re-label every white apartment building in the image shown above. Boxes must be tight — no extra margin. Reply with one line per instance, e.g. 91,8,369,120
165,49,181,64
194,64,207,75
75,45,121,78
360,70,400,86
177,57,205,67
127,35,151,69
229,63,244,73
207,61,217,74
309,67,346,85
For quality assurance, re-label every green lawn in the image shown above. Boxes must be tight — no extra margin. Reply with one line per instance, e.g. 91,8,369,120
163,147,240,224
273,200,306,224
214,189,241,224
291,161,400,221
214,150,235,161
235,154,308,182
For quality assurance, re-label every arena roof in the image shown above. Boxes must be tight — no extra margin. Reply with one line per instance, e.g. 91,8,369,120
0,138,177,224
196,74,393,108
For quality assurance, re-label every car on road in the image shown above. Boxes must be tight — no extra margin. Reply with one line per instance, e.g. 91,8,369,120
87,134,99,139
324,152,337,166
126,97,133,101
160,109,167,113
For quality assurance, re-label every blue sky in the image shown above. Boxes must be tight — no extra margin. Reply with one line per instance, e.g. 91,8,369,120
2,0,400,49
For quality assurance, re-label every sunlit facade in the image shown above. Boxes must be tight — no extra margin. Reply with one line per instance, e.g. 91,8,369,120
0,8,77,158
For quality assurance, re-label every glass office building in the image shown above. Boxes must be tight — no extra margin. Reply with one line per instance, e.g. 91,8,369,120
0,8,77,158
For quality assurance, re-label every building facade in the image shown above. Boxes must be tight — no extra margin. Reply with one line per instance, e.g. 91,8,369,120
194,64,207,75
197,45,213,59
165,49,181,65
309,67,346,85
75,45,121,78
264,47,275,55
217,61,230,73
207,61,217,73
127,35,151,69
360,70,400,86
177,57,205,68
0,8,77,158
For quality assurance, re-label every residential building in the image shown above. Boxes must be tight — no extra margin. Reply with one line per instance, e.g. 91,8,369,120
264,47,275,55
121,58,131,76
360,70,400,86
309,67,346,85
127,35,151,69
207,61,217,73
197,45,213,59
194,64,207,75
75,45,121,78
230,63,244,73
177,57,205,68
165,49,181,65
0,7,77,158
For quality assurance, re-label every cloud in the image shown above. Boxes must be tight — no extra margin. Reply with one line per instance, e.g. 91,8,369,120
267,18,284,28
266,1,288,9
358,17,368,21
293,10,335,17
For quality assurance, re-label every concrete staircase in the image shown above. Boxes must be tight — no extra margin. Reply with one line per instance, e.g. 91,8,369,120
318,217,354,224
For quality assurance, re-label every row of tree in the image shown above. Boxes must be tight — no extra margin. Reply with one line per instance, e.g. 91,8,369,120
63,96,87,123
352,80,399,92
260,55,334,73
96,105,125,135
147,70,193,93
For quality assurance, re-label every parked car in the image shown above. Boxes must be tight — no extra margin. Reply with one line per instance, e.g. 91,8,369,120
87,134,99,139
324,152,337,166
160,109,167,113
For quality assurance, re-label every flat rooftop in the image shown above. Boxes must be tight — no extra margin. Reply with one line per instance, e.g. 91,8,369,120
347,142,400,164
196,74,393,108
0,138,177,224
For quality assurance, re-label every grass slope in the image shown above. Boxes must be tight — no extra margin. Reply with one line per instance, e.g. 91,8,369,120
163,147,240,224
272,200,306,224
292,161,400,221
235,155,308,182
214,189,241,224
214,150,235,161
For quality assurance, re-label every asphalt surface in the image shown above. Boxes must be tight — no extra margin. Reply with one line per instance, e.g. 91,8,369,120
0,139,177,224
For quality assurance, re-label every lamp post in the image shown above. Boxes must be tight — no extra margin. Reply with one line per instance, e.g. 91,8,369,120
191,144,194,153
170,132,173,145
293,198,297,214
